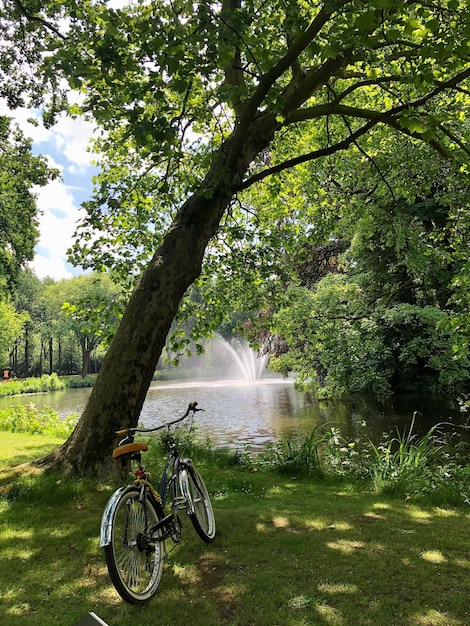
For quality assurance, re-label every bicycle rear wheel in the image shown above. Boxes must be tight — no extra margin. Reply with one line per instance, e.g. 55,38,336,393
179,463,216,543
104,486,164,604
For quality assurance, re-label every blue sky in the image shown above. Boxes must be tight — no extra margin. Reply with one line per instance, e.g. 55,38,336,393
1,100,98,280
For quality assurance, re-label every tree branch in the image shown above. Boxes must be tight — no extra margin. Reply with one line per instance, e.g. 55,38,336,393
437,124,470,157
12,0,66,39
238,61,470,192
221,0,249,119
326,84,397,202
237,119,376,191
225,0,352,171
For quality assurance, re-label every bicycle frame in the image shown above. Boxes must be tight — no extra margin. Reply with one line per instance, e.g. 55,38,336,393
100,410,197,548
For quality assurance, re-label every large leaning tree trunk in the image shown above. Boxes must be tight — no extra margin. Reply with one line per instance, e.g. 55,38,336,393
41,3,357,477
42,115,282,476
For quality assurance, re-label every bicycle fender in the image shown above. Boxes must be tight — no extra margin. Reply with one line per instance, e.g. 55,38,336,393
99,486,126,547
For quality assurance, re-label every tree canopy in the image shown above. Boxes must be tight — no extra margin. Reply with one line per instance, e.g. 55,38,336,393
1,0,468,473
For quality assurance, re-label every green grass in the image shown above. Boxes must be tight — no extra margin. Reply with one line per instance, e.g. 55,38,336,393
0,432,63,478
1,434,469,626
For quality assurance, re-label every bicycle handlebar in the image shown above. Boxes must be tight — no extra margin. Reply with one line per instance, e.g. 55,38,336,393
115,401,204,438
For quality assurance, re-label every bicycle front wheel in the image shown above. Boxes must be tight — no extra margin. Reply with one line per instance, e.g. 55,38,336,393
179,463,216,543
104,486,164,604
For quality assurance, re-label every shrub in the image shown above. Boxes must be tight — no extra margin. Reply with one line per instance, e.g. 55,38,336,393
0,374,65,397
259,425,328,477
0,404,77,438
65,375,96,388
260,418,470,507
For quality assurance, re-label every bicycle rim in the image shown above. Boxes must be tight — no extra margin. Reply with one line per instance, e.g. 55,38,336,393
104,487,164,604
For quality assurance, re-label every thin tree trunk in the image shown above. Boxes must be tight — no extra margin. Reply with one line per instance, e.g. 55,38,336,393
38,339,44,376
80,337,91,378
24,325,30,376
58,338,62,375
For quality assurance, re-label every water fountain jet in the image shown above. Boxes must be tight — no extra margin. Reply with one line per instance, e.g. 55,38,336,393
215,335,268,380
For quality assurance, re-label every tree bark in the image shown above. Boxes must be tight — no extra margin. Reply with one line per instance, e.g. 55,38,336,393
24,324,30,376
42,115,279,476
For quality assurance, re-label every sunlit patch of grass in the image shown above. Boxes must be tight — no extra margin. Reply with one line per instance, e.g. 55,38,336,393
433,507,459,518
409,609,466,625
318,582,359,594
326,539,366,554
371,501,393,510
420,550,447,564
173,563,202,585
272,515,290,527
361,511,385,521
6,602,32,618
405,506,433,521
315,602,346,624
288,594,311,609
303,516,332,530
0,432,63,481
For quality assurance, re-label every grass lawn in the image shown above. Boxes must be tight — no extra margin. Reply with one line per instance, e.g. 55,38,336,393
0,432,64,482
0,433,469,626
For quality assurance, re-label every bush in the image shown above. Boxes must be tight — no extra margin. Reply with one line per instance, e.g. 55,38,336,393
0,374,65,397
65,375,96,388
259,419,470,507
259,425,328,477
0,404,77,438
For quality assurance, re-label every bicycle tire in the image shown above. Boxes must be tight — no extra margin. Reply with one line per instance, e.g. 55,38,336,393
179,463,216,543
104,486,164,604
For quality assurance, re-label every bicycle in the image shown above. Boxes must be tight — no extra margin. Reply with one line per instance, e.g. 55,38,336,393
99,401,216,604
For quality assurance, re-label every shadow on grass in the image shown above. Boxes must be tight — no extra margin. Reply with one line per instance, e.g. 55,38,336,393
0,471,469,626
169,482,469,626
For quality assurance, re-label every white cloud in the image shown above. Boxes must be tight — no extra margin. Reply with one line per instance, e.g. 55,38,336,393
47,115,97,172
0,103,47,142
30,254,74,281
30,180,87,280
0,100,97,171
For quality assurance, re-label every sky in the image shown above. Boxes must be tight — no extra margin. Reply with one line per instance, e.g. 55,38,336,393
0,101,98,281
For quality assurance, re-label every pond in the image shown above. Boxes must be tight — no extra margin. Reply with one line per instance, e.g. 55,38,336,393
1,374,468,451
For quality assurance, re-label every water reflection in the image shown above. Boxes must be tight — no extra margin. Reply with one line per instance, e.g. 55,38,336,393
0,377,467,450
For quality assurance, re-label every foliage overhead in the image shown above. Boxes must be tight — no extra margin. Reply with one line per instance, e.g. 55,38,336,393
1,0,469,365
264,146,470,397
1,1,468,277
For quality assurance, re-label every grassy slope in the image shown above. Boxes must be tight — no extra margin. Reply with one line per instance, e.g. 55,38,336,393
0,434,469,626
